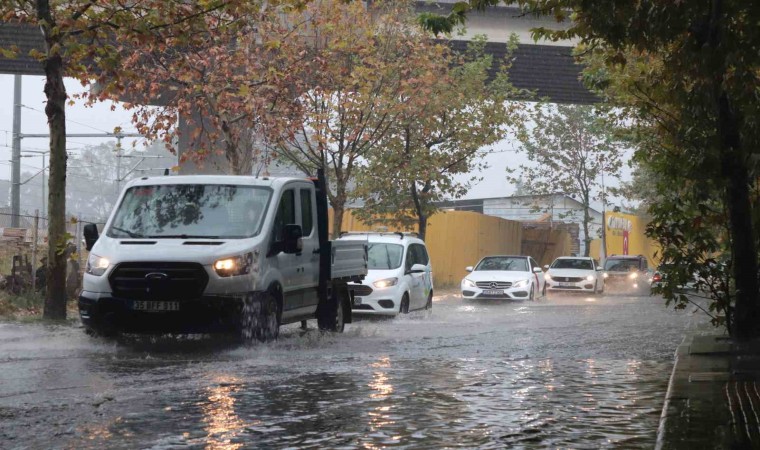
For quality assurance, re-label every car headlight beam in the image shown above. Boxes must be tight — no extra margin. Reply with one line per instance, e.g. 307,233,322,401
86,254,110,276
373,277,399,289
214,253,253,277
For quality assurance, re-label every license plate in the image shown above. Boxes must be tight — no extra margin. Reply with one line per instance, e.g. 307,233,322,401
133,301,180,312
353,296,363,305
558,282,574,287
483,289,504,295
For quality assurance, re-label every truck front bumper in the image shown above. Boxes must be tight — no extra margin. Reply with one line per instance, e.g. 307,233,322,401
78,291,248,334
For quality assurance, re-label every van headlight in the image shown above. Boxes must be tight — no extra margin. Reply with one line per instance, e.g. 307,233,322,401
462,278,476,288
214,253,253,277
513,279,529,288
86,254,110,276
373,277,398,289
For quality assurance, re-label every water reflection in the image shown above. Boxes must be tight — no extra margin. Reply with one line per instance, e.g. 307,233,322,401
201,376,246,450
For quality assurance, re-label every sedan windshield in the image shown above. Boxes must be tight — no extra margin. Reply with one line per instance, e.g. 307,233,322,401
108,184,271,239
475,257,528,272
604,259,640,271
551,259,593,270
367,243,404,270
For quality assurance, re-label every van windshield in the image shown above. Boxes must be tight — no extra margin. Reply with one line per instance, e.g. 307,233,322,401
367,243,403,270
107,184,271,239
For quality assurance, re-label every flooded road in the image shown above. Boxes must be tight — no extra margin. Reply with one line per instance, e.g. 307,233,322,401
0,293,707,449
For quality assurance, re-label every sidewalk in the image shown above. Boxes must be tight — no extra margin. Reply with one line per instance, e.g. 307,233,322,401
657,332,760,448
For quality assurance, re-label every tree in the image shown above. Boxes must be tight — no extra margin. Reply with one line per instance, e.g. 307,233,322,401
354,37,523,240
422,0,760,339
1,1,256,319
507,104,625,256
272,0,431,238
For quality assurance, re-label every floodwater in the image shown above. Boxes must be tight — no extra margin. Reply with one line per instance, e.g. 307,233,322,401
0,293,707,449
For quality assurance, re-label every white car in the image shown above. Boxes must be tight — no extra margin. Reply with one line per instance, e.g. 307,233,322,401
545,256,604,294
461,255,546,301
340,233,433,316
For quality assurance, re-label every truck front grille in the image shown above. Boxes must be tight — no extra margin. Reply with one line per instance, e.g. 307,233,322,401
109,262,209,300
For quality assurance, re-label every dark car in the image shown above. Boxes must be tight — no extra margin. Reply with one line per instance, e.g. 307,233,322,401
603,255,651,294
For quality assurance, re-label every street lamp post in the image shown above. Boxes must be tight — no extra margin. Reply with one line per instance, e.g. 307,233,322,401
600,155,607,262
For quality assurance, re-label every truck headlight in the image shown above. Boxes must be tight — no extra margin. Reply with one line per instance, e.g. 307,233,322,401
462,278,476,288
513,279,529,288
373,277,398,289
214,253,253,277
86,254,110,276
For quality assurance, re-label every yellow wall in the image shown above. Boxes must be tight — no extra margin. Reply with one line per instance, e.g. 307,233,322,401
337,210,523,286
589,211,660,267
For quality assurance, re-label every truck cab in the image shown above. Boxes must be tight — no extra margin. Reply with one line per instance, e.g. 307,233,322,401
78,172,367,341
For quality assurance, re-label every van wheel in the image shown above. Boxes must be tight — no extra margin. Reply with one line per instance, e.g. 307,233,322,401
318,284,347,332
400,294,410,314
240,293,279,343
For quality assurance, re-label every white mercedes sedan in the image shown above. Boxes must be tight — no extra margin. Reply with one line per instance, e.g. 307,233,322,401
461,255,546,301
544,256,604,294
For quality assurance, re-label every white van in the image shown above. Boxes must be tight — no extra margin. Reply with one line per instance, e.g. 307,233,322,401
339,232,433,316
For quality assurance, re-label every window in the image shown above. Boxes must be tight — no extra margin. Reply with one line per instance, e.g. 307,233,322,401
551,258,593,270
300,189,313,236
367,243,404,270
475,257,528,272
411,244,429,266
405,245,416,271
272,190,295,242
530,258,540,270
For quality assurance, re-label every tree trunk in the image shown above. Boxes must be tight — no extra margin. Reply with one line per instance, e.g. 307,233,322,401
42,49,68,320
409,180,426,241
718,94,759,339
582,204,591,257
332,203,344,240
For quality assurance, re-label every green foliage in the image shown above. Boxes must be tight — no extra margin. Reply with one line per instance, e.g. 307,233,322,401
354,36,523,239
507,103,626,255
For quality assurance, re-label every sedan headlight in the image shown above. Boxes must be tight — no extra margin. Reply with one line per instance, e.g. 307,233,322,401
586,275,595,281
603,272,609,278
462,278,476,288
86,254,110,276
512,279,530,288
545,273,552,280
214,253,253,277
373,277,398,289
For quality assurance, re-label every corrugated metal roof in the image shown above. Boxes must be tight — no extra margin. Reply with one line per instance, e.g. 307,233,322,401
0,23,45,75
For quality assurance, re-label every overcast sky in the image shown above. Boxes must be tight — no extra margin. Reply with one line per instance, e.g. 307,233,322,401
0,74,633,209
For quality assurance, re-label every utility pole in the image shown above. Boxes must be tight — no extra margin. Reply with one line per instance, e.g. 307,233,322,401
115,136,122,195
600,155,607,262
11,75,22,227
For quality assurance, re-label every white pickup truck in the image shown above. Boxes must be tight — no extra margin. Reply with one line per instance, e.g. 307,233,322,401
78,170,367,341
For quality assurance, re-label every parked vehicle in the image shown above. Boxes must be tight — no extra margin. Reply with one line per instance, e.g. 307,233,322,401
544,256,604,294
602,254,651,294
78,170,368,341
461,255,546,301
341,232,433,316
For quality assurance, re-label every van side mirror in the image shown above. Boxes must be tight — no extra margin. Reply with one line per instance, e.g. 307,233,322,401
282,224,303,254
83,223,99,251
465,266,473,272
409,263,426,274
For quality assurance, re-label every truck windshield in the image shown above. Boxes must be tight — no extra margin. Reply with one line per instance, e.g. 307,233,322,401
107,184,271,239
367,243,403,270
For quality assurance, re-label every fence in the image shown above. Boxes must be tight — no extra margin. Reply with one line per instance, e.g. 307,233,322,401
336,209,524,286
0,212,105,294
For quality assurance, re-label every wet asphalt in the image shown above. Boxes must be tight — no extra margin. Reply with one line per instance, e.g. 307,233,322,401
0,291,709,449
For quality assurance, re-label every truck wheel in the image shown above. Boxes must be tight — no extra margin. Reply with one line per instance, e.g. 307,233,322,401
318,284,347,332
240,293,279,343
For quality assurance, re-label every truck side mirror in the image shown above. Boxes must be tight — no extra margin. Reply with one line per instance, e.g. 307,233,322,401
283,224,303,254
83,223,99,251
